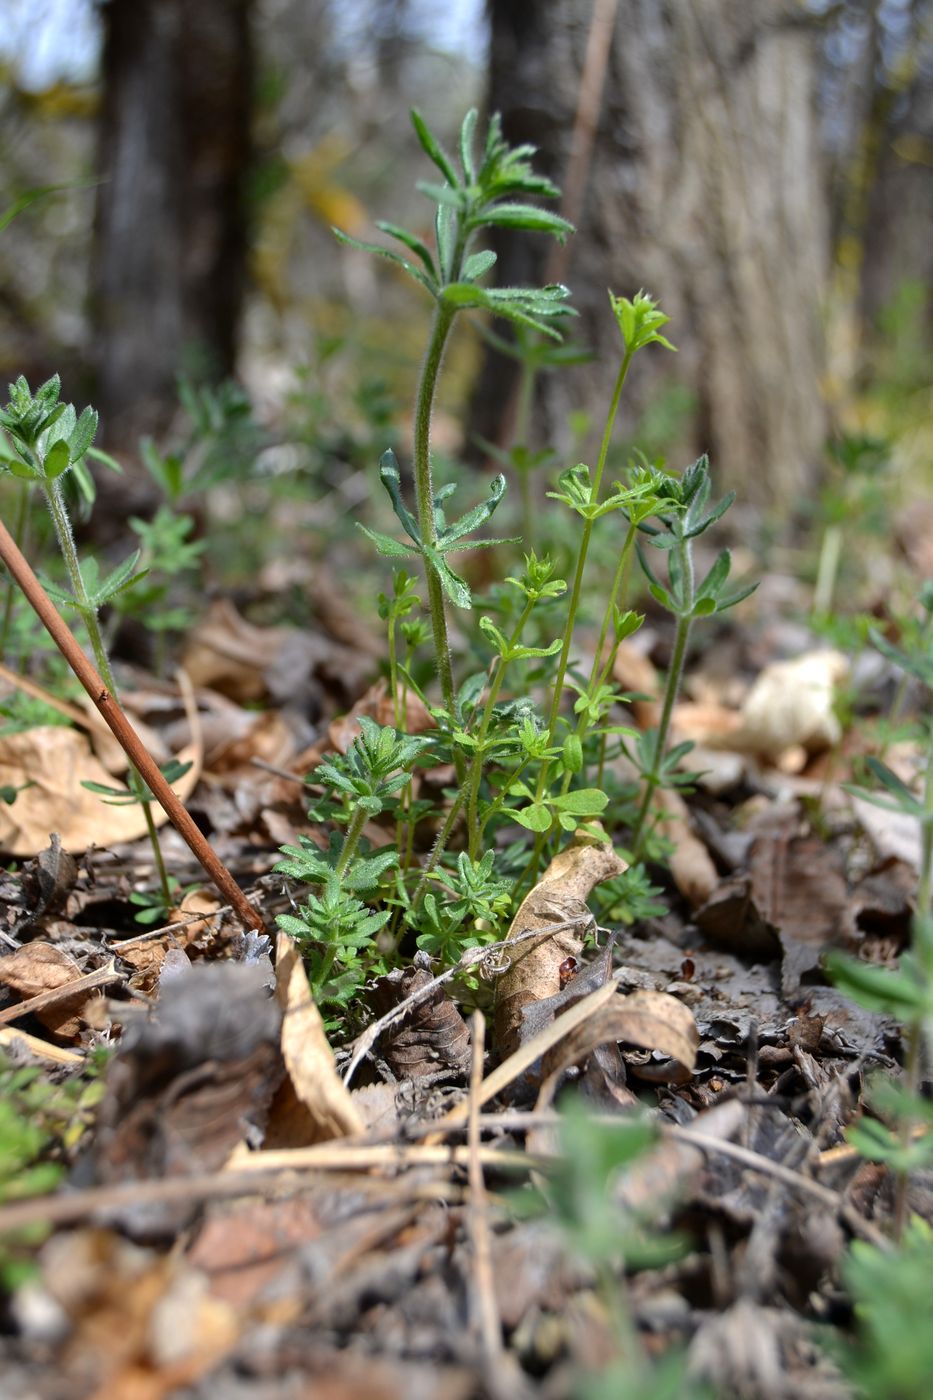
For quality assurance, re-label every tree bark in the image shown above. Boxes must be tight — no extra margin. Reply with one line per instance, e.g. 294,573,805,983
92,0,252,446
473,0,829,507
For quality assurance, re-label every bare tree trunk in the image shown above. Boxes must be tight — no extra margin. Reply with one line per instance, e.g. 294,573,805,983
473,0,829,508
92,0,252,446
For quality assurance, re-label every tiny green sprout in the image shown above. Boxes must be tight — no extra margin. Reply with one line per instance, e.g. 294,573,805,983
609,289,677,356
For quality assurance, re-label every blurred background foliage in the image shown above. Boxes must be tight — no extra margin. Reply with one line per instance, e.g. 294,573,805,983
0,0,930,519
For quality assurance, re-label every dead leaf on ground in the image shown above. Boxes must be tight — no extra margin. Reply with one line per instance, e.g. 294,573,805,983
0,726,200,856
536,987,699,1107
187,1196,324,1310
612,639,661,729
264,930,364,1147
0,942,99,1039
655,787,719,908
369,963,471,1079
697,805,857,995
41,1229,238,1399
493,834,626,1058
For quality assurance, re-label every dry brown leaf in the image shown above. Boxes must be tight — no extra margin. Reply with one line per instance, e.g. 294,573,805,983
270,931,364,1144
655,787,719,908
536,987,699,1107
0,726,200,856
369,964,472,1079
42,1229,238,1398
180,598,284,701
493,835,626,1058
0,942,95,1039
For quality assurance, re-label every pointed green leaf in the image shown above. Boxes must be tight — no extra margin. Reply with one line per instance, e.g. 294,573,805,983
470,203,574,243
357,524,418,559
332,227,436,295
378,449,421,544
374,220,437,278
411,109,460,187
439,473,506,547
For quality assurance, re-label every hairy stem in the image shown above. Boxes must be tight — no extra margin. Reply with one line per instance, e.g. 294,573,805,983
413,301,458,722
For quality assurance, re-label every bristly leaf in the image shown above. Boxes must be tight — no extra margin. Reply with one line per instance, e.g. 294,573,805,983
471,203,573,242
411,109,460,187
377,449,422,544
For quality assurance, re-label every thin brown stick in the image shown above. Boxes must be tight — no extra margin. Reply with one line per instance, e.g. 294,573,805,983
427,979,619,1139
0,517,264,933
0,1025,84,1064
663,1125,892,1251
0,960,122,1026
0,1142,548,1235
467,1011,505,1374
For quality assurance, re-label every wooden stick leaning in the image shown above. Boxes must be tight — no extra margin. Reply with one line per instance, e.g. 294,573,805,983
0,516,265,933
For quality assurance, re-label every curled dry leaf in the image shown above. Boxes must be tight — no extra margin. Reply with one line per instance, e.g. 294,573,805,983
370,963,471,1079
493,834,626,1058
536,987,699,1108
268,931,364,1146
0,725,201,856
675,651,849,766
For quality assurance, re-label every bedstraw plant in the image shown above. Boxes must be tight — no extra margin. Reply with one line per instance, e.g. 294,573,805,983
275,108,754,1010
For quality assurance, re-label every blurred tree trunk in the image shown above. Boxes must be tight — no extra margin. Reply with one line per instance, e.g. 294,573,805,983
92,0,253,446
472,0,829,508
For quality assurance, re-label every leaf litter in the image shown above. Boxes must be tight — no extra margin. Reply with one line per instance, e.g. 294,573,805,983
0,590,929,1400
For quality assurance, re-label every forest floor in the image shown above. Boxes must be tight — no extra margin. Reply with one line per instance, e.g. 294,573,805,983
0,518,931,1400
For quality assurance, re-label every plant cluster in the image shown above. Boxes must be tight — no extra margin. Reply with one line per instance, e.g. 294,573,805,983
277,110,753,1002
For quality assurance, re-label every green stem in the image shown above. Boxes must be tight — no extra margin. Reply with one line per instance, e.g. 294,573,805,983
336,804,369,879
466,598,535,859
0,482,29,664
559,521,639,798
630,538,694,860
518,350,633,895
413,301,458,724
43,478,173,907
542,349,633,753
410,784,468,911
513,362,536,545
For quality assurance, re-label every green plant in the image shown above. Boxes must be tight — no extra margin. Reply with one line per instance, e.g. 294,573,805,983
812,431,893,618
515,1103,701,1399
275,717,432,1010
627,455,756,857
336,108,574,724
831,1217,933,1399
0,375,174,909
0,1051,105,1289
